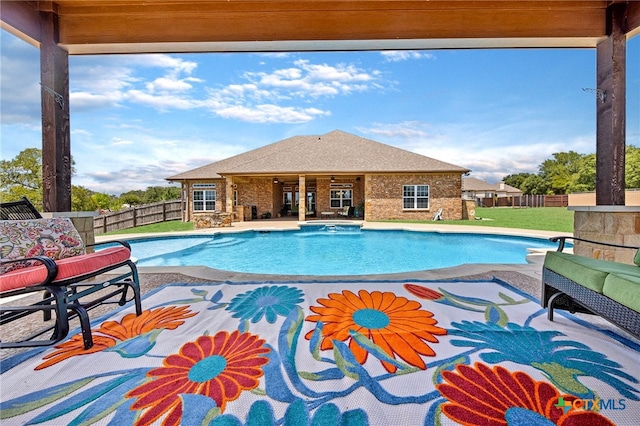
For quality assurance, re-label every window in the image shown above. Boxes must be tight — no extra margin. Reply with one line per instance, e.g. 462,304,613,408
403,185,429,209
330,189,352,208
193,189,216,211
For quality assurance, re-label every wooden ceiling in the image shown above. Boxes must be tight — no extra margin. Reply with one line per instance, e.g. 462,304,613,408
1,1,639,55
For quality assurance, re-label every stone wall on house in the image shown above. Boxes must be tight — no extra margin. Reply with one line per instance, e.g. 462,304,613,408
462,199,476,220
365,173,463,221
572,207,640,265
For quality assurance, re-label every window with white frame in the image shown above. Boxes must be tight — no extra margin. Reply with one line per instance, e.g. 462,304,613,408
330,189,352,208
193,184,216,211
403,185,429,209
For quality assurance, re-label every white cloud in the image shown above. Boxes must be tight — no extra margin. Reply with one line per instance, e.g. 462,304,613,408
215,104,330,123
360,120,595,183
381,51,436,62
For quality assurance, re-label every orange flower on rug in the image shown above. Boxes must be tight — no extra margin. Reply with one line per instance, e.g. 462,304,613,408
436,362,615,426
36,306,197,369
305,289,446,373
126,330,270,426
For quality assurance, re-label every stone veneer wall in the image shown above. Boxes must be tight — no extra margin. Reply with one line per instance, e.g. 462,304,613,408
572,207,640,265
365,173,463,221
462,199,476,220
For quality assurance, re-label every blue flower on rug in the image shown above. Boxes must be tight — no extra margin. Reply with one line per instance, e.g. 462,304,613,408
203,399,369,426
226,285,304,324
449,320,640,400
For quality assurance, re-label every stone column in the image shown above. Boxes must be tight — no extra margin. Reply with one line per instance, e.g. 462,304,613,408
298,175,306,221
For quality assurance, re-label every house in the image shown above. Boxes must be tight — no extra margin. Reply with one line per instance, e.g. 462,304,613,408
462,177,523,207
167,130,470,224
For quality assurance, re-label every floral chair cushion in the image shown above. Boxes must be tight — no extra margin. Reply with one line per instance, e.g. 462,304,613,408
0,217,86,274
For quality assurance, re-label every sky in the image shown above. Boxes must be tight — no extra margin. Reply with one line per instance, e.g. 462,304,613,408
1,29,639,195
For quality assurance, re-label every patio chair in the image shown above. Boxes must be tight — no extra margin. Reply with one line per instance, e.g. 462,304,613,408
0,200,142,350
0,196,42,219
338,205,350,218
432,208,443,221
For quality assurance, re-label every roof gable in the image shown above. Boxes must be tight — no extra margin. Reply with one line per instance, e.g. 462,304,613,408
167,130,469,180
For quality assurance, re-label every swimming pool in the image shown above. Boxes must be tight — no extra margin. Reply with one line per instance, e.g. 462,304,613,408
123,225,560,275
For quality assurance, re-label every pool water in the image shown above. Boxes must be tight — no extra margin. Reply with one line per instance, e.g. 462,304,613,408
124,226,560,275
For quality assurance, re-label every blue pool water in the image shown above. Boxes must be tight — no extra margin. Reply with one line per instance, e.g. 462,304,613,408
122,225,560,275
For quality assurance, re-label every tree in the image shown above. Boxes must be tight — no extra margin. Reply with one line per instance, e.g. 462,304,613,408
626,145,640,189
539,151,588,195
0,148,44,208
503,173,535,190
521,174,549,195
71,185,99,211
142,186,181,203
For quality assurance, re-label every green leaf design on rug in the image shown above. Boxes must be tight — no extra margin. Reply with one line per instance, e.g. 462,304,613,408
449,320,640,400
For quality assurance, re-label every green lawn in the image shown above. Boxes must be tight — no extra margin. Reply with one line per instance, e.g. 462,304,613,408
103,220,194,235
378,207,574,233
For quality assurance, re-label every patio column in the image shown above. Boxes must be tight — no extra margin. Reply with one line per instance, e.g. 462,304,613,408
298,175,306,220
595,3,626,206
40,9,72,212
226,179,234,214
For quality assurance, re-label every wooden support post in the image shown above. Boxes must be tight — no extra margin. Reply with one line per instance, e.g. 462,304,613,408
595,3,626,206
40,10,71,212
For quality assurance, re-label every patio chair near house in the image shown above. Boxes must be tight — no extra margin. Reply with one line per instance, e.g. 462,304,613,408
0,198,142,350
338,205,350,218
432,208,443,221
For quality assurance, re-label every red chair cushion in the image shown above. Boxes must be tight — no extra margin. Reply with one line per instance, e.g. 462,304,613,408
0,247,131,293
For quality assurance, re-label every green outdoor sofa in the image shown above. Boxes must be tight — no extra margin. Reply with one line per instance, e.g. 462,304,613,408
542,236,640,340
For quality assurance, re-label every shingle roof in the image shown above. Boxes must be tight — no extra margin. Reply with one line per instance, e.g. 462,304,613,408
167,130,469,180
462,177,522,194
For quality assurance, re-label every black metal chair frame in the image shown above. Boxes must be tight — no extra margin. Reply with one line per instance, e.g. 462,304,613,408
1,198,143,350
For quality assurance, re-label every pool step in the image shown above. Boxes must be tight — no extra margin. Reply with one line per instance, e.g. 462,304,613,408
205,237,245,248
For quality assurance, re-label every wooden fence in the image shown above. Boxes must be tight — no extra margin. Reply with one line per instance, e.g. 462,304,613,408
477,195,568,208
93,200,182,234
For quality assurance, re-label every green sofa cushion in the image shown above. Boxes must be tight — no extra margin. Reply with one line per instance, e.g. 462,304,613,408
603,273,640,312
544,251,640,293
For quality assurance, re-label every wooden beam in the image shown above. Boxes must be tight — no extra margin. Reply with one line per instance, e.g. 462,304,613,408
0,1,41,46
53,1,607,48
627,0,640,37
595,3,626,206
40,11,72,212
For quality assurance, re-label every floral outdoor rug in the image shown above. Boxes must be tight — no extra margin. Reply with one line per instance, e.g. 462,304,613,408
1,279,639,426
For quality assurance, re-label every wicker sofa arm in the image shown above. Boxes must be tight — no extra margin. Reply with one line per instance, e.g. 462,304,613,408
550,236,640,253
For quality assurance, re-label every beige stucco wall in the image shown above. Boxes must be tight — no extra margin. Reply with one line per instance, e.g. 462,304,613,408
365,173,463,221
568,191,640,206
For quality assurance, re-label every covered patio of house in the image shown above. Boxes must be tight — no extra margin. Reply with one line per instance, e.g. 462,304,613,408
1,1,639,249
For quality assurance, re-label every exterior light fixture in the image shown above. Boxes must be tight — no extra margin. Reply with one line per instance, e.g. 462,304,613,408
273,177,279,184
330,176,335,182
